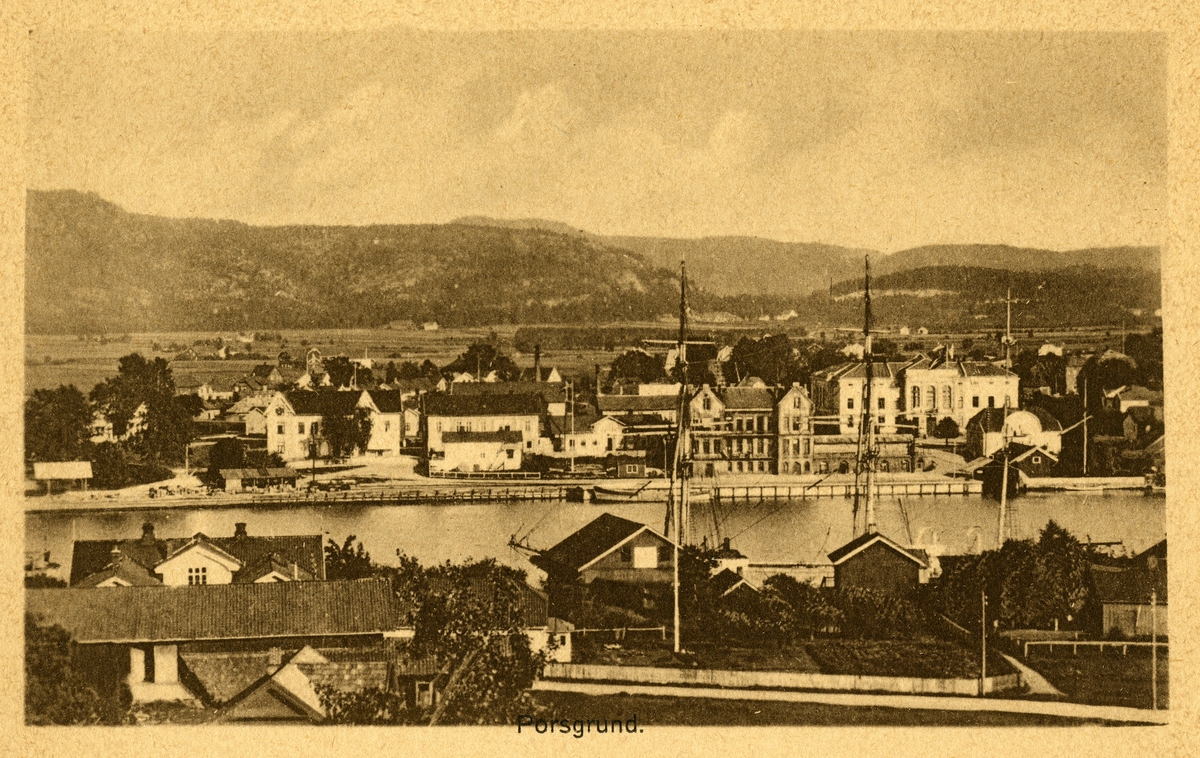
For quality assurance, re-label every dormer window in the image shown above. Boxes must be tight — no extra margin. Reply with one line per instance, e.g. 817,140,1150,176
188,566,208,585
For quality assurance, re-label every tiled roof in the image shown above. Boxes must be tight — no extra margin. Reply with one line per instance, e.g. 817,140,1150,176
597,394,678,414
285,390,364,417
182,651,275,703
74,553,163,588
718,386,776,410
70,529,326,585
442,430,524,444
450,381,565,404
425,393,544,417
27,578,403,643
536,513,651,573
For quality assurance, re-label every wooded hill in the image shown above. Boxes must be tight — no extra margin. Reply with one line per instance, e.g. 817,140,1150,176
27,190,1160,333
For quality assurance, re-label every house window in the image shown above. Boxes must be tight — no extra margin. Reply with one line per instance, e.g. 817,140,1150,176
702,397,711,411
804,439,810,455
298,423,305,434
878,415,885,424
620,545,632,562
658,544,671,563
277,425,284,435
793,396,802,409
624,464,638,474
988,396,995,408
736,461,744,472
384,421,391,432
735,419,743,431
1033,455,1042,464
782,462,790,473
188,567,207,585
927,387,936,408
311,422,318,436
847,398,855,410
714,440,723,454
878,397,885,410
943,386,953,408
847,417,854,428
633,546,657,568
703,440,711,454
436,421,443,432
569,439,575,448
912,387,922,408
972,396,979,408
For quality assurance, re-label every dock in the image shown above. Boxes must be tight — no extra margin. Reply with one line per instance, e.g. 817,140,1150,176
711,478,981,502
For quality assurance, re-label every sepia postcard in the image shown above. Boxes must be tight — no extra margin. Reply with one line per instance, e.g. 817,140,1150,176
4,2,1198,756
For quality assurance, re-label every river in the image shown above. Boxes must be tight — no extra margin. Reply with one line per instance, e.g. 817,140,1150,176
25,490,1166,583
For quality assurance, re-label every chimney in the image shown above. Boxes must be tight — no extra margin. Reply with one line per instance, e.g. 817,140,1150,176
234,522,248,538
291,561,299,580
723,537,731,551
110,546,121,562
267,647,283,673
141,522,156,545
534,344,542,382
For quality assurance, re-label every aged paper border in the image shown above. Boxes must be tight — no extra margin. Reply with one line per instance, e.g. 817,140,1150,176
0,1,1195,756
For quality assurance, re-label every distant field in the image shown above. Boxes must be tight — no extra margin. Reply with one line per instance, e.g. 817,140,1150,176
23,323,1137,396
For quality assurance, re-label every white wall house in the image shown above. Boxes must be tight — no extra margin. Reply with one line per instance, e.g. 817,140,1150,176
424,394,543,455
264,391,377,461
902,355,1020,436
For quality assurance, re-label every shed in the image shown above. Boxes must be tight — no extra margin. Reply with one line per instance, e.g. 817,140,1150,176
218,467,299,493
33,461,94,492
828,531,929,596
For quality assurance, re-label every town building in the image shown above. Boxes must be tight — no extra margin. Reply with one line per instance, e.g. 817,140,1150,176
433,430,524,474
963,406,1063,461
69,522,326,587
810,360,917,436
810,434,914,474
1092,539,1167,638
899,353,1020,436
423,393,543,457
718,380,778,474
776,383,813,475
264,391,376,461
827,531,931,596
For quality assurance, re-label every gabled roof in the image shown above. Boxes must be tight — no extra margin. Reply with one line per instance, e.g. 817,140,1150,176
156,534,245,571
827,531,928,567
718,386,775,410
367,389,405,413
26,578,403,643
425,393,544,417
1010,444,1058,464
709,568,758,598
537,513,667,573
284,390,365,417
221,661,326,722
74,553,164,588
70,529,326,585
442,430,524,444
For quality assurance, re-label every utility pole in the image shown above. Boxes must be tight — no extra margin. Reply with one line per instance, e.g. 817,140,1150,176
568,381,575,474
1002,287,1020,371
1083,379,1089,477
980,589,988,697
1151,587,1158,710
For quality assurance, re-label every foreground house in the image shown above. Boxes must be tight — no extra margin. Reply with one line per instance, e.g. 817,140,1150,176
1092,538,1167,638
69,522,326,587
827,531,931,596
532,513,675,615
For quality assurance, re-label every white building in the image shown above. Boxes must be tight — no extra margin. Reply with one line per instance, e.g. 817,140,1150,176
900,353,1020,436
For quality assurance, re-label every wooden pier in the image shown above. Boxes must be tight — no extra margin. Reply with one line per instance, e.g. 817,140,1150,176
711,479,981,502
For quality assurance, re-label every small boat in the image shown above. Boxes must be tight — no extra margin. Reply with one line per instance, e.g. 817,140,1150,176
592,483,711,504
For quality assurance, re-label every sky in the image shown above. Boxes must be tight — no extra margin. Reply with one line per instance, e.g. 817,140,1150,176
27,30,1166,252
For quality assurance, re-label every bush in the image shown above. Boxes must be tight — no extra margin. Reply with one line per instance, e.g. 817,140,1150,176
830,587,928,639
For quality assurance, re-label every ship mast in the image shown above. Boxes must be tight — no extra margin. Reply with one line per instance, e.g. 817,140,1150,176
665,260,690,654
854,256,878,536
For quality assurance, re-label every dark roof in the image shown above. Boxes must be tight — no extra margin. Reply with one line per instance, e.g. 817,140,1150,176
597,394,678,414
536,513,657,572
442,430,524,444
285,390,363,417
450,381,566,404
708,568,756,597
718,386,775,410
26,579,402,643
425,393,544,417
74,553,163,588
251,364,280,380
1092,565,1167,604
827,531,927,567
219,467,299,480
70,528,326,586
367,389,404,413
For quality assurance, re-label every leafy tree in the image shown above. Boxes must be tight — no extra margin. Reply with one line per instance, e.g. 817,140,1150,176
25,615,130,725
608,350,665,385
89,442,131,489
325,536,376,581
442,343,520,382
24,384,93,463
89,353,195,464
725,334,800,386
322,407,373,458
323,356,357,389
762,574,842,636
1027,520,1090,627
207,437,246,474
932,417,960,440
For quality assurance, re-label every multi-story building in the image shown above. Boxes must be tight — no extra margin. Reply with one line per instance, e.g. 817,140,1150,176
776,383,813,475
688,384,728,478
899,353,1019,436
718,380,777,475
264,391,379,461
810,360,917,435
423,393,543,456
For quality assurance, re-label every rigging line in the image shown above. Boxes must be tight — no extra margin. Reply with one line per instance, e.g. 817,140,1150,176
727,495,801,543
519,500,565,544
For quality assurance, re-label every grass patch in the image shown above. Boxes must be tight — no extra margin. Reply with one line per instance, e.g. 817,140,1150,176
531,691,1137,727
575,640,821,673
1022,648,1168,710
805,640,1014,679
